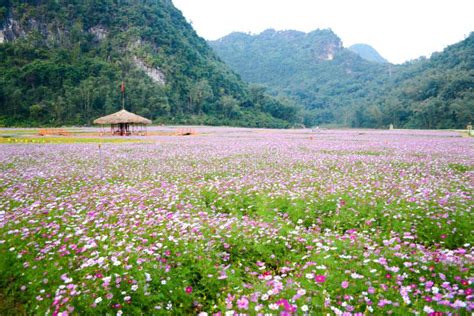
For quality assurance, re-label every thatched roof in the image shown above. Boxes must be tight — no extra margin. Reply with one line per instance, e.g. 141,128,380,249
93,109,152,125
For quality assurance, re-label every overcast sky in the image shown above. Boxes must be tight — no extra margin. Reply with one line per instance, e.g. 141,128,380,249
172,0,474,64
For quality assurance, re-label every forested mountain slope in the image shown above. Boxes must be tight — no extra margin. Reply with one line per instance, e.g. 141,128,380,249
0,0,299,127
211,29,474,128
381,34,474,129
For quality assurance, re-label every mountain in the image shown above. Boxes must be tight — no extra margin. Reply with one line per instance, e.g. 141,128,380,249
210,29,474,128
0,1,299,127
348,44,388,63
210,29,391,126
378,34,474,129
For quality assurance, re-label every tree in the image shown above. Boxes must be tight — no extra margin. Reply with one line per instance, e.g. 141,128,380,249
29,103,47,123
188,79,213,114
219,95,240,119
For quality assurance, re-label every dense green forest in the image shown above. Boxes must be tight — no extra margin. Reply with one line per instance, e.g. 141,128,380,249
0,0,300,127
210,30,474,129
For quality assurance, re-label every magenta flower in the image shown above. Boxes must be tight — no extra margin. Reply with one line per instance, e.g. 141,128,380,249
276,299,296,312
341,281,349,289
315,275,326,283
185,286,193,294
237,297,249,310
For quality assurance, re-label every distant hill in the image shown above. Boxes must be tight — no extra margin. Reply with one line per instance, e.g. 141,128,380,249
0,1,299,127
210,29,391,126
348,44,388,63
380,34,474,129
210,29,474,128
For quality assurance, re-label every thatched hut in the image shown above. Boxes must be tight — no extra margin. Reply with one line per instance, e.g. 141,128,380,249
94,109,152,136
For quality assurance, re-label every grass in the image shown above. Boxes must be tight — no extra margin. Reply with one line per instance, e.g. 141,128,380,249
0,136,150,144
448,163,473,173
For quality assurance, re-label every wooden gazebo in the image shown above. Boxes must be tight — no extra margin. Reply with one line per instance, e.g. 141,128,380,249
94,109,152,136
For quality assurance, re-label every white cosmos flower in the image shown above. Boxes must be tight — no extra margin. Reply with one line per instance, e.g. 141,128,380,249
423,306,434,313
269,303,279,310
145,273,152,282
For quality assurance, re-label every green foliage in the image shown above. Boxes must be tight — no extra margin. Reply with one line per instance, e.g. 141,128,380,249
448,163,473,173
386,37,474,129
0,1,300,127
211,30,474,129
198,190,473,249
210,29,392,127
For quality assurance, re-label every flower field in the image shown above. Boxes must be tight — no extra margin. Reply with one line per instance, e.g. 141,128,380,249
0,128,473,315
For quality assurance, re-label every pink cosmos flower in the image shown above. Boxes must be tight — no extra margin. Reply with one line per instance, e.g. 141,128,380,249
277,299,296,312
315,275,326,283
341,281,349,289
237,297,249,310
225,293,234,309
185,286,193,294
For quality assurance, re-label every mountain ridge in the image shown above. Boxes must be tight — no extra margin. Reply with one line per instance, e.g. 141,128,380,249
348,43,388,63
0,1,300,127
210,29,473,129
210,29,391,126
